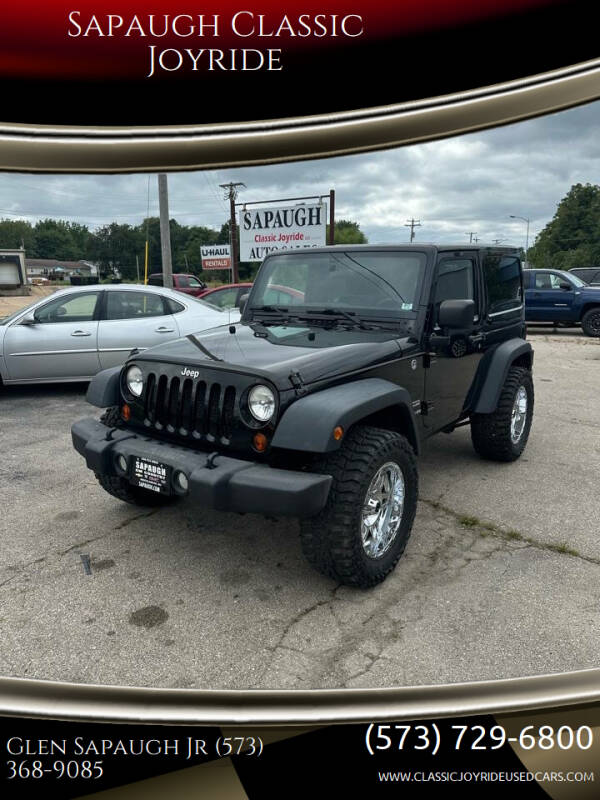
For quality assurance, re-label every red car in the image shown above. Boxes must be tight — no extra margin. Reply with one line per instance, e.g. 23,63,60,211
147,273,207,297
199,282,304,309
197,282,253,309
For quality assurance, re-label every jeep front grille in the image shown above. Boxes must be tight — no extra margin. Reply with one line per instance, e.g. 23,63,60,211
143,372,237,443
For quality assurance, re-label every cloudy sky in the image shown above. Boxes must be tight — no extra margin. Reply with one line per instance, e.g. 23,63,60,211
1,100,599,252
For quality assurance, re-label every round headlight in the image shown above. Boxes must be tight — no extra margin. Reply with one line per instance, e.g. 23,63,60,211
248,384,276,422
126,365,144,397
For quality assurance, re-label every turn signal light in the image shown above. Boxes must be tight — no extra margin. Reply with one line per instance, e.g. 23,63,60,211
253,433,268,452
333,426,344,441
121,404,131,421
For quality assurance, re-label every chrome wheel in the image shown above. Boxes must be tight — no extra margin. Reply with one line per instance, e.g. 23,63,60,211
361,462,405,558
510,386,528,443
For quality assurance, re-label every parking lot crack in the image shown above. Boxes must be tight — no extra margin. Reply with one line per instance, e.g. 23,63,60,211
420,498,600,567
59,508,162,554
0,575,19,590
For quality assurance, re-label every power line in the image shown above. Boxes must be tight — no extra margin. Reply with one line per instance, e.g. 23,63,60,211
219,182,245,282
404,218,422,242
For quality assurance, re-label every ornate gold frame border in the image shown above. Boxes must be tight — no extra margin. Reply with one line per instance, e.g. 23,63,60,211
2,670,600,724
2,56,600,726
0,58,599,172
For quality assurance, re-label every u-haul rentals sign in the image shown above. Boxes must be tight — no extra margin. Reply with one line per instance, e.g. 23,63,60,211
201,244,231,270
239,203,327,262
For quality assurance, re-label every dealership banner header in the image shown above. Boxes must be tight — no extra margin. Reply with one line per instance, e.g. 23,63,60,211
201,244,231,270
239,203,327,261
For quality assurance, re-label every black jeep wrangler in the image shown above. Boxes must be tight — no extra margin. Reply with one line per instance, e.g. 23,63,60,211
72,245,534,588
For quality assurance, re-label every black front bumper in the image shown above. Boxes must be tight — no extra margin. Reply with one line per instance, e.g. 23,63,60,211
71,418,332,518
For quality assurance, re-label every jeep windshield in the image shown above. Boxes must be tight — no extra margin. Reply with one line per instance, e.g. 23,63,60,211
248,250,426,323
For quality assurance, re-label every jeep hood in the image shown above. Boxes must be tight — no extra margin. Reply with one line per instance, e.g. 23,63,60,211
135,322,409,389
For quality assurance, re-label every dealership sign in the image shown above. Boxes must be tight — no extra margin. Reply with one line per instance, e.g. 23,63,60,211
201,244,231,270
239,203,327,261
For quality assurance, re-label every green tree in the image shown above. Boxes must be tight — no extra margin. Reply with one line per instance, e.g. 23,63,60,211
33,219,90,260
0,219,36,252
328,219,368,245
528,183,600,270
89,222,145,279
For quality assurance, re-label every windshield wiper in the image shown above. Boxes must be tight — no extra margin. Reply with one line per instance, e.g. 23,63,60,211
300,308,379,330
249,305,306,331
250,304,290,315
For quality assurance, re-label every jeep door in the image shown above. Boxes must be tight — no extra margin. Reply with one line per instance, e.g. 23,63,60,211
423,253,484,431
3,290,101,381
97,289,180,369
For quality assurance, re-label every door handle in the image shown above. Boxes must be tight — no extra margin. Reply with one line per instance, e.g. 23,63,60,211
155,327,175,333
71,330,92,336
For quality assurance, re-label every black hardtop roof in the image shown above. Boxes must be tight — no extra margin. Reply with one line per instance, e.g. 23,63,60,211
264,243,520,256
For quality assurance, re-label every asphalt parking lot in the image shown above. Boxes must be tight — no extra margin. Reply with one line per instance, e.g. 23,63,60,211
1,327,599,690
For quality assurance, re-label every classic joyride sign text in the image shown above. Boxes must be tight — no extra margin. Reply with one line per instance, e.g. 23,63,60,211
66,11,365,75
239,203,327,261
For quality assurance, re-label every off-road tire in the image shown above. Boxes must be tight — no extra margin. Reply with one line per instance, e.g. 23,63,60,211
95,406,178,507
470,366,534,462
581,307,600,337
299,425,418,589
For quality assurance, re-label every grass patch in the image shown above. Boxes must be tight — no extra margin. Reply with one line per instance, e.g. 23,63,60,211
506,530,523,541
459,515,480,528
548,542,580,557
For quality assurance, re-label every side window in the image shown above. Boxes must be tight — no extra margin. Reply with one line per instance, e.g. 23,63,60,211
483,255,522,314
264,287,304,306
35,292,100,323
433,259,476,323
534,273,552,289
188,276,203,288
105,291,166,320
164,297,185,314
205,288,239,309
535,273,561,289
177,275,190,288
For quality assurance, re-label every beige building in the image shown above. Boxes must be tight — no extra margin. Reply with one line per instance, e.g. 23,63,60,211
25,258,98,279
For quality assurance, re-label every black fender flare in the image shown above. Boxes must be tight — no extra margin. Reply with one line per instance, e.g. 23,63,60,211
86,365,122,408
271,378,420,454
473,340,534,414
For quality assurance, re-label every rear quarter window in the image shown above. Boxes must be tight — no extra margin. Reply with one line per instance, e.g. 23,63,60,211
483,255,522,315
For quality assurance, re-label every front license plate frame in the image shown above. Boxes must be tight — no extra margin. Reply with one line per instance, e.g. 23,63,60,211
130,456,172,495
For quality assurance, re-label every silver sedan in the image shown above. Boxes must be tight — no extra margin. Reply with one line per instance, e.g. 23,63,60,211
0,283,240,385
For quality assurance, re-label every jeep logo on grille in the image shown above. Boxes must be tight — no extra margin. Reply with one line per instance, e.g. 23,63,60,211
181,367,201,379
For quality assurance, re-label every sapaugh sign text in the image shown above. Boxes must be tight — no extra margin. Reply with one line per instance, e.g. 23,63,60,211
239,203,327,261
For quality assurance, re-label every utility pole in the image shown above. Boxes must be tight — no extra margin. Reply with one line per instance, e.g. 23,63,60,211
465,232,477,243
135,254,140,282
220,181,246,282
405,218,422,242
509,215,530,267
158,173,173,289
329,189,335,245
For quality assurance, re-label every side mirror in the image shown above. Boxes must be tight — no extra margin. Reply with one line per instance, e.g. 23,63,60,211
438,299,475,330
559,281,572,290
238,293,250,314
19,313,36,326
